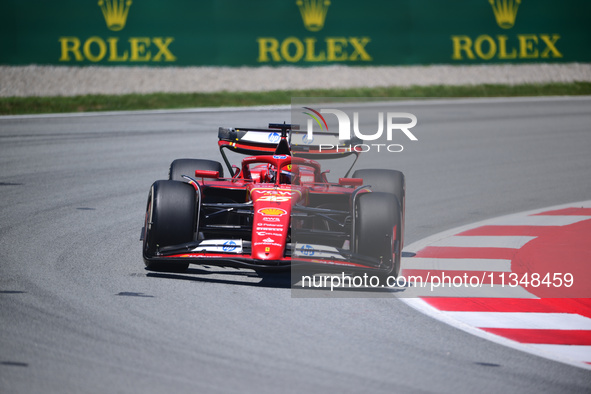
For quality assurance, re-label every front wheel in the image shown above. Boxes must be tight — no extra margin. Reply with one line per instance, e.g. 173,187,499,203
352,169,405,249
354,192,402,279
142,180,196,272
169,159,224,181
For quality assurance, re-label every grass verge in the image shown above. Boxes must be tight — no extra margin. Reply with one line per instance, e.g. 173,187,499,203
1,82,590,115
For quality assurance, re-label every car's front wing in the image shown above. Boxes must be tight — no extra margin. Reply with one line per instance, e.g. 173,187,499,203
144,240,390,274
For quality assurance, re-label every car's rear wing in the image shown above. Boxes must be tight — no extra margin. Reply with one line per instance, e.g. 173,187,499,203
218,123,362,176
218,123,362,155
218,126,287,156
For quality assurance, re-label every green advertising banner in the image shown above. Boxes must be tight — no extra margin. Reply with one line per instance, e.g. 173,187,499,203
1,0,589,66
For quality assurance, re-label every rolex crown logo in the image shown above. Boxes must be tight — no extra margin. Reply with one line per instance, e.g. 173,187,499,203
488,0,521,29
98,0,133,31
296,0,331,32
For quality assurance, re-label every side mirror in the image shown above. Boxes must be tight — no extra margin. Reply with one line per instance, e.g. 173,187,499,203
194,170,220,179
338,178,363,187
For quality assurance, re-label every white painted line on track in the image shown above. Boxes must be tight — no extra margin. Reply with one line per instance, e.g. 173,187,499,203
429,235,536,249
0,104,291,120
401,284,537,299
488,215,591,226
529,345,591,363
404,258,512,272
442,312,591,330
2,96,590,120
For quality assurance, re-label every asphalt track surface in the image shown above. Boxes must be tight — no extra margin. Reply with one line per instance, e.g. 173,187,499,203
1,97,590,393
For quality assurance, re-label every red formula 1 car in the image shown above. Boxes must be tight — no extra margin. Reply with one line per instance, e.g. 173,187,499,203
141,123,405,279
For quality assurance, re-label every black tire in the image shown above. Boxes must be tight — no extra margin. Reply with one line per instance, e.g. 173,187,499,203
169,159,224,181
352,168,405,248
354,192,402,279
352,168,404,208
142,180,196,272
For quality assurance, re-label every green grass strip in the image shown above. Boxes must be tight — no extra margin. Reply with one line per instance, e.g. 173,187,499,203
1,82,590,115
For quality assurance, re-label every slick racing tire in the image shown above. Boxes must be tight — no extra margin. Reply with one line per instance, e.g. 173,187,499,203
352,168,405,212
169,159,224,181
352,168,405,249
354,192,402,279
142,180,196,272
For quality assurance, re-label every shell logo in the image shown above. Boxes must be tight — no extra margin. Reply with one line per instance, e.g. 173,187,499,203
258,208,288,216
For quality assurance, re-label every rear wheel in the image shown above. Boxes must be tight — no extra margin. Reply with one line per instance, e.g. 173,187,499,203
354,192,402,279
142,180,196,272
169,158,224,181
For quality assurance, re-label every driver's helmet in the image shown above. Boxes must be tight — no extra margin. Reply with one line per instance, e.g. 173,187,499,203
263,164,293,184
280,163,299,184
264,165,277,183
279,169,292,184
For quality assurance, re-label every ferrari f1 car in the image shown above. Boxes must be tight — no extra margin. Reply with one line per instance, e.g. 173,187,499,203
141,123,405,279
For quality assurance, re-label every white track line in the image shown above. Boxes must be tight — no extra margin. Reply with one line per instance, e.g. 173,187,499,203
488,215,591,226
2,96,590,120
404,258,511,272
429,235,536,249
401,284,537,299
529,345,591,363
442,312,591,330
